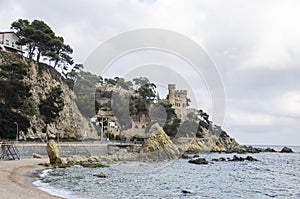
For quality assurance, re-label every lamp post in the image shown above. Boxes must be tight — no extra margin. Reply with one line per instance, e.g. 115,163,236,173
14,122,18,141
101,116,104,141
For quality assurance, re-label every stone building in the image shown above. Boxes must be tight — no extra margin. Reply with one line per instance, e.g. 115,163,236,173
167,84,189,120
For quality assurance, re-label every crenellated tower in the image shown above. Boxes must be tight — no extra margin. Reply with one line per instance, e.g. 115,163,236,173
167,84,188,120
168,84,176,106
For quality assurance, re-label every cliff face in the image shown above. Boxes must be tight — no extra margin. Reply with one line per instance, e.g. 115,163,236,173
0,51,98,140
140,123,180,160
25,62,98,139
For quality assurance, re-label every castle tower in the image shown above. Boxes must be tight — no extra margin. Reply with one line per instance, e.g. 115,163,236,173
175,90,188,120
166,84,189,120
168,84,176,106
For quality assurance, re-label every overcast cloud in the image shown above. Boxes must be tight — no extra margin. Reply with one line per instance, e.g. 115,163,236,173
1,0,299,145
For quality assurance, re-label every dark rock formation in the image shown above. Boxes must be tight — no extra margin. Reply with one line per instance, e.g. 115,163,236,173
245,156,258,161
219,157,226,161
80,162,109,168
229,155,258,162
181,154,190,159
280,147,294,153
230,155,245,161
263,147,277,152
182,190,192,194
93,172,107,178
188,158,209,165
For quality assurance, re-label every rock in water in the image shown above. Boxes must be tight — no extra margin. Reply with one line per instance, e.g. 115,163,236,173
188,158,209,165
229,155,258,162
182,190,192,194
264,147,277,152
231,155,245,161
93,172,107,178
180,154,190,159
245,156,258,161
140,123,180,161
280,147,294,153
46,139,62,165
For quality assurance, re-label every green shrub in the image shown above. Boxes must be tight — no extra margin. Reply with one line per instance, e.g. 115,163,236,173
0,104,30,139
39,86,64,124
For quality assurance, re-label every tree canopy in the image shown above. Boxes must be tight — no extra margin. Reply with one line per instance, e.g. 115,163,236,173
11,18,73,72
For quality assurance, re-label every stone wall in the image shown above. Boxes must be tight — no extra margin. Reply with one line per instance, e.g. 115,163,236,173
14,142,107,158
107,144,141,155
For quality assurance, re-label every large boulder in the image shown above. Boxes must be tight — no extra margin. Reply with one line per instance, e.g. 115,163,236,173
46,139,62,164
140,123,180,161
263,147,277,152
93,172,107,178
280,146,294,153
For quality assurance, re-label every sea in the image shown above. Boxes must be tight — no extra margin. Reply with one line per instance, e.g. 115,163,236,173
32,145,300,199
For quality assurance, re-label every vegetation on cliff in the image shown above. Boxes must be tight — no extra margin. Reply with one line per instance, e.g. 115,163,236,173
39,86,64,131
0,60,31,138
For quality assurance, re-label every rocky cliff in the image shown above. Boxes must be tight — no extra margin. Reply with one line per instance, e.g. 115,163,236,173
174,127,240,153
0,51,98,140
140,123,180,160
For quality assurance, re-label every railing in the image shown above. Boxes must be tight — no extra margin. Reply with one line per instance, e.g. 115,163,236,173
0,142,20,160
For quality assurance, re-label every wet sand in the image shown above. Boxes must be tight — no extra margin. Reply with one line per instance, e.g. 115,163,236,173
0,158,63,199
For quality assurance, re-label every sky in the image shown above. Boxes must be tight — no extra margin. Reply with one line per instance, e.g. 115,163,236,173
1,0,300,145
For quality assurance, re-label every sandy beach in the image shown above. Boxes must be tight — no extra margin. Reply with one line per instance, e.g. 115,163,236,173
0,158,63,199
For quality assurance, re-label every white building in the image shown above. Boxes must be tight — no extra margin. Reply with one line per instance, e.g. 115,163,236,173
0,31,23,53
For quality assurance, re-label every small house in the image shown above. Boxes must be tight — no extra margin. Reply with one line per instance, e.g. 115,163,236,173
0,31,23,53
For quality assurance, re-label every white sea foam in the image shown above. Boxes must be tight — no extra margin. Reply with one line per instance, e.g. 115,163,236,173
33,169,87,199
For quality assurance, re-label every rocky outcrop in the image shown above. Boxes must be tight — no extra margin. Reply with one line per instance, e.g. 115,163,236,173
280,146,294,153
140,123,180,161
46,139,62,164
24,62,98,140
188,158,209,165
177,135,240,153
264,147,277,152
211,155,258,162
229,155,258,162
226,145,278,153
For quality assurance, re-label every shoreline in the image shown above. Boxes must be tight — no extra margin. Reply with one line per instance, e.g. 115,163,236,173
0,158,63,199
